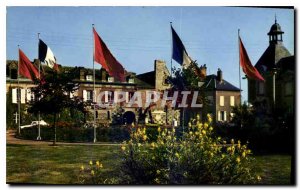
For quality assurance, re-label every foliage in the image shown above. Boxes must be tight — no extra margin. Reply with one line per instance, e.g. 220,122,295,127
28,67,85,144
78,160,118,184
220,103,294,154
18,125,131,143
118,114,260,184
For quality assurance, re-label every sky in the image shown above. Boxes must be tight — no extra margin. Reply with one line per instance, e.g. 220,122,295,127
6,6,294,102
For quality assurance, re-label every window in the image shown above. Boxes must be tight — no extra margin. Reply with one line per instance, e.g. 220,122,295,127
230,96,235,106
26,89,35,103
207,96,213,105
83,90,93,102
12,88,26,104
219,96,224,106
105,91,114,103
87,90,93,101
285,82,293,96
128,78,134,83
258,82,265,95
108,77,114,82
86,75,93,81
218,111,227,121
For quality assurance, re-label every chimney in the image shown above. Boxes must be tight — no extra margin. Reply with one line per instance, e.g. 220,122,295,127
217,68,223,82
199,64,207,79
79,68,85,80
101,68,107,81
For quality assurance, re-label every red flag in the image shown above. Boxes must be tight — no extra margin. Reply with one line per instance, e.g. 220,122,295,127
93,28,126,82
19,49,39,81
239,37,265,82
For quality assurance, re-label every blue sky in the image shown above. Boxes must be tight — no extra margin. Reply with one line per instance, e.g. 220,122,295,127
6,6,294,102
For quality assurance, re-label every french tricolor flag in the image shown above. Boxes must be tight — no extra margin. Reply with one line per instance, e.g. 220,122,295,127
39,39,59,71
171,25,192,68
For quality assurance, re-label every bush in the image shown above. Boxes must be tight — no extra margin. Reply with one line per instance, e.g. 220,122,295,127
118,114,260,184
18,125,130,143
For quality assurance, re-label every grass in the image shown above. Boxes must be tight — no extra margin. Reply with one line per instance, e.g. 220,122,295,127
6,143,292,184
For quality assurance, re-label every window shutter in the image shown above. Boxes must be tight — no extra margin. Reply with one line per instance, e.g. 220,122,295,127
217,111,221,121
220,96,224,106
105,91,108,103
21,89,26,104
230,96,235,106
83,90,87,101
12,88,17,104
224,111,227,121
125,92,129,103
26,89,31,103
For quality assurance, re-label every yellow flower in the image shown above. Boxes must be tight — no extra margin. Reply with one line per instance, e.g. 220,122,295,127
217,137,221,141
221,154,225,159
172,128,175,133
257,175,262,181
175,152,180,158
99,163,103,168
91,170,95,176
137,143,141,147
156,170,161,174
89,160,93,165
167,135,172,140
188,122,192,127
210,152,214,157
227,147,232,152
121,145,126,151
223,140,227,144
208,117,212,123
80,165,84,171
202,130,206,135
157,127,161,132
209,127,213,131
247,149,252,154
189,131,193,136
96,161,100,167
231,139,235,144
151,142,156,148
236,156,241,163
195,131,199,135
242,152,246,158
204,123,208,129
143,135,147,141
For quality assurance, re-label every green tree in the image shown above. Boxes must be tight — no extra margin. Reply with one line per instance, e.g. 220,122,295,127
28,67,84,145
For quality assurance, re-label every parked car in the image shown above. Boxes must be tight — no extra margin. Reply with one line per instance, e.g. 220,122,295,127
20,120,49,129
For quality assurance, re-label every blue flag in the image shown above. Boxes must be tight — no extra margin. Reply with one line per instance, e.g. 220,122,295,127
171,25,192,68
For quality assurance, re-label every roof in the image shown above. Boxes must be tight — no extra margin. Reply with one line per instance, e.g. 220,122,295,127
268,22,284,35
255,43,291,72
276,55,295,72
136,71,155,89
204,74,240,92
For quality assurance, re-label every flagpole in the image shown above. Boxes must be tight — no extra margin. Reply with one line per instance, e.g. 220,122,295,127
92,24,97,143
170,22,175,129
37,33,41,140
170,22,173,77
17,45,21,135
238,29,242,104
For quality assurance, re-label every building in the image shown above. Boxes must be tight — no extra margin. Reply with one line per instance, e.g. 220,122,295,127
248,19,295,114
203,68,241,123
6,59,180,126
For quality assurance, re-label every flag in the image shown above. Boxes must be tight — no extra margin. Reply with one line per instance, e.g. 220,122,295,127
239,37,265,82
171,25,192,68
39,39,59,71
93,28,126,82
19,49,39,80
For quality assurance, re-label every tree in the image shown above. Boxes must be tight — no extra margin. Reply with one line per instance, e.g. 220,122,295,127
167,61,209,123
28,67,84,145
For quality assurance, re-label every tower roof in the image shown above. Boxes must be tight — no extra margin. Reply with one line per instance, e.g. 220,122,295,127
268,17,284,35
255,41,291,72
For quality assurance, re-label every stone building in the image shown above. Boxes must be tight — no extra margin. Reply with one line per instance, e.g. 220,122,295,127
203,68,241,123
248,19,295,114
6,59,180,126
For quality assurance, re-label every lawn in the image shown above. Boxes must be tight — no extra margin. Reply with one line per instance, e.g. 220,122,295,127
6,143,292,184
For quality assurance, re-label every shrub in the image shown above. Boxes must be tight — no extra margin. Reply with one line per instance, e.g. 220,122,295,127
119,114,260,184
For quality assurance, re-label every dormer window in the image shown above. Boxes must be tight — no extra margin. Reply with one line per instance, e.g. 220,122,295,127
108,77,114,82
128,78,134,84
86,75,93,81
